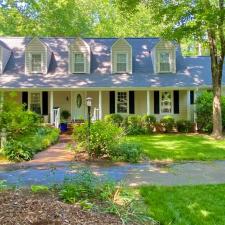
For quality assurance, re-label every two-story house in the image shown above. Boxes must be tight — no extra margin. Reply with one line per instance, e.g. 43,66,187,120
0,37,224,124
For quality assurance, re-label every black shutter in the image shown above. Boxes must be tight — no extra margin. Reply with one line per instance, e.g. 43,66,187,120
190,90,194,105
109,91,115,114
42,91,48,115
173,90,179,114
129,91,135,114
154,91,160,114
22,92,28,110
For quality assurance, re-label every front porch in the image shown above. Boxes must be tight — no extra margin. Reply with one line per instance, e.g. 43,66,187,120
3,89,196,125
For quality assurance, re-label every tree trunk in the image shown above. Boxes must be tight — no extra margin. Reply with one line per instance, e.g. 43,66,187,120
212,71,222,138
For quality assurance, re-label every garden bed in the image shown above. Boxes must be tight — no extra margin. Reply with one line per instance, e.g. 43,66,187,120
0,190,122,225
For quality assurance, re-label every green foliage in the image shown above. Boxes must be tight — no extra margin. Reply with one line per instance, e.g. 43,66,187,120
112,142,142,163
160,116,175,133
176,119,194,133
0,180,8,191
59,168,115,204
73,121,124,158
123,115,146,135
104,114,124,126
196,91,225,132
31,185,49,193
0,98,41,139
142,115,156,133
3,126,59,162
59,168,154,224
61,110,71,120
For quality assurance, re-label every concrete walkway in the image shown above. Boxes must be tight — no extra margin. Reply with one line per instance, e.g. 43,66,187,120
1,135,225,187
1,160,225,187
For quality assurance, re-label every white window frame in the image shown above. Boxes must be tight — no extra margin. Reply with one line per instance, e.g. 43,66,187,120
116,52,128,73
158,50,171,73
73,52,86,73
29,92,42,114
160,91,173,114
30,53,43,74
115,91,129,114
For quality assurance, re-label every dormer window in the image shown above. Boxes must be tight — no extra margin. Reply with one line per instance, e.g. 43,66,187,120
112,38,132,74
74,52,85,73
159,51,170,72
116,53,127,73
31,53,42,73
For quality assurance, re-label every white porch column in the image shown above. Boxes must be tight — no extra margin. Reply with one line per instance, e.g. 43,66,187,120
99,90,102,120
147,90,150,115
187,90,191,120
50,91,54,124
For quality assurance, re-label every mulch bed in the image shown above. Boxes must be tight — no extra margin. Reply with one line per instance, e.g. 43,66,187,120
0,190,122,225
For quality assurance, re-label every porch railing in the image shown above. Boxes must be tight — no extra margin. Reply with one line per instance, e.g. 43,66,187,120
190,104,196,122
53,108,60,128
92,107,100,121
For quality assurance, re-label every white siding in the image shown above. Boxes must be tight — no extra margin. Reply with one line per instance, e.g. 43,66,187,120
69,38,90,74
111,38,132,74
25,37,51,74
153,40,176,74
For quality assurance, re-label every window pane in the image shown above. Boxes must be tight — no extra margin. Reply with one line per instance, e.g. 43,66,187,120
75,53,84,63
161,91,172,113
31,54,42,72
117,92,127,113
160,52,170,72
30,93,41,114
117,53,127,72
74,53,85,72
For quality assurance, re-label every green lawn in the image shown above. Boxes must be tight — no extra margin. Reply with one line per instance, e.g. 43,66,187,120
126,134,225,161
140,184,225,225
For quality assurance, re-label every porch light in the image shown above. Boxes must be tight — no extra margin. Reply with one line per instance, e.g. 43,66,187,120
86,97,92,107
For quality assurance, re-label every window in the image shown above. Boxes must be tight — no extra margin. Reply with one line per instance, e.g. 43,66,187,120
160,91,172,114
116,53,127,72
30,93,41,114
74,53,85,73
31,53,42,73
116,92,128,113
159,52,170,72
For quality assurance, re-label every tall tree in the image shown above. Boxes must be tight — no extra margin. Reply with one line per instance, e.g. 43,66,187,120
119,0,225,138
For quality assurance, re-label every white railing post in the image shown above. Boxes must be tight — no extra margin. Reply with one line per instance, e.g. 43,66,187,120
1,128,6,148
99,91,102,120
187,90,191,120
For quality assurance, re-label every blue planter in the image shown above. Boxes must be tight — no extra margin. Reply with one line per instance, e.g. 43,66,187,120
59,123,68,132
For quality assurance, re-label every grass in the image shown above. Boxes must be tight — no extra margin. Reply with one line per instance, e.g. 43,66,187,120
126,134,225,161
139,184,225,225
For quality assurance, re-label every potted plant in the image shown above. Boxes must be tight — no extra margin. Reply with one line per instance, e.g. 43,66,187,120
59,110,71,132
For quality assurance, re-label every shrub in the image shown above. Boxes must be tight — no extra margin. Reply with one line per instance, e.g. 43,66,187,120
3,126,59,162
160,115,175,132
142,115,156,133
104,114,124,127
73,120,124,158
61,110,71,121
176,119,194,133
3,140,33,162
111,142,142,163
123,115,145,135
31,185,49,193
59,168,116,204
196,91,225,132
0,100,41,138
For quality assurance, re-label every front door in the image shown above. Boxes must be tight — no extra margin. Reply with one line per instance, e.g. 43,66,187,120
74,92,85,120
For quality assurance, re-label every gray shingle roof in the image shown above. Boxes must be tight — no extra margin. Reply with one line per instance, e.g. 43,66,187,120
0,37,224,89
